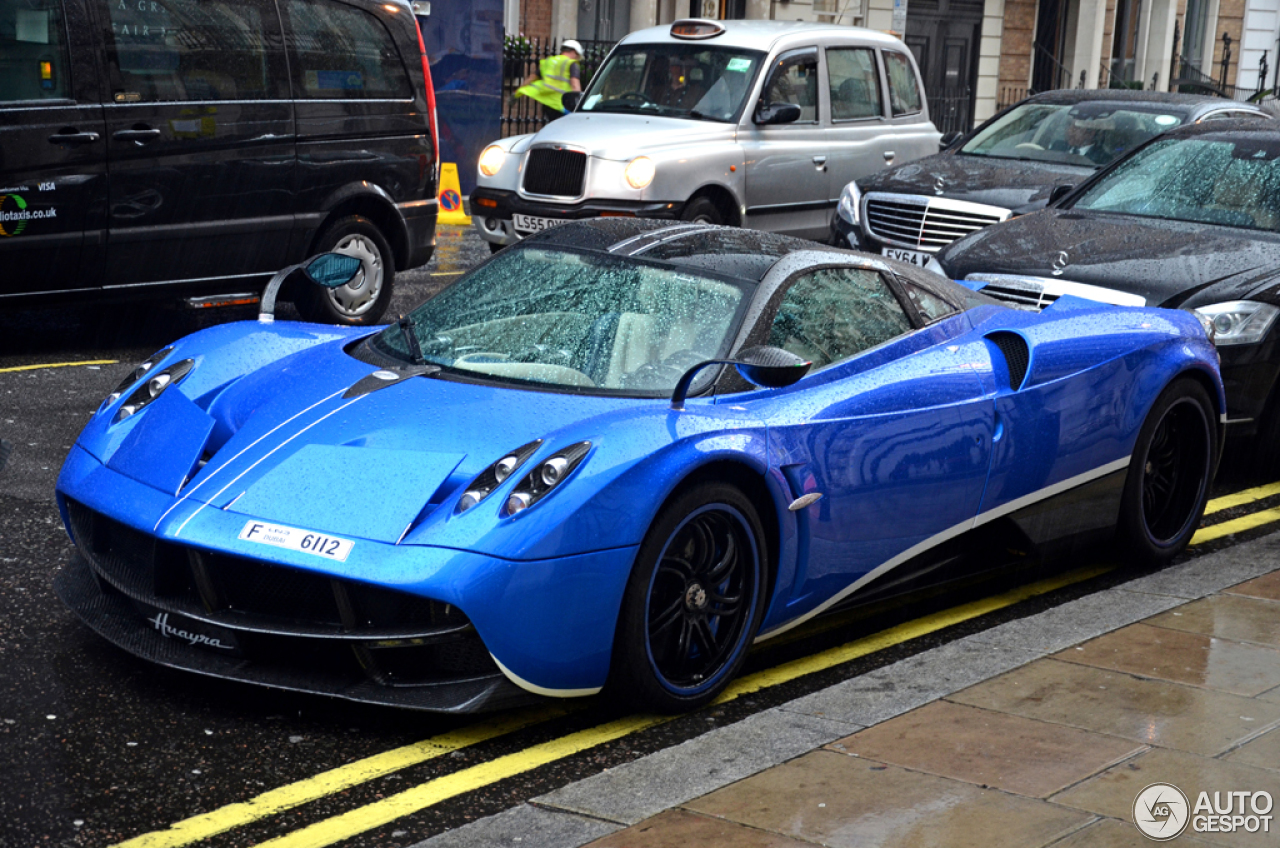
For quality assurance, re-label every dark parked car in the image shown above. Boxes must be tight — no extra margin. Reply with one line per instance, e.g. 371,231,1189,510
832,90,1266,268
934,120,1280,466
0,0,439,325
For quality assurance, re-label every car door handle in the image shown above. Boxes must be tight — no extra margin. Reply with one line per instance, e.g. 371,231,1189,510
48,130,101,146
113,127,162,143
812,155,827,165
883,150,896,162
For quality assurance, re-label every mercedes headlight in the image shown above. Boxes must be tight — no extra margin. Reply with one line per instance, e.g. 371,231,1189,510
456,440,542,513
837,181,862,225
624,157,655,190
478,145,506,177
1192,301,1280,346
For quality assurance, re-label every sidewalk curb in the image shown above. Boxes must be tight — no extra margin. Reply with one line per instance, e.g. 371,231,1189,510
411,531,1280,848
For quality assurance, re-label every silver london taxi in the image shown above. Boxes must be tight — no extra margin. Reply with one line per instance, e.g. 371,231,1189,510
472,19,939,249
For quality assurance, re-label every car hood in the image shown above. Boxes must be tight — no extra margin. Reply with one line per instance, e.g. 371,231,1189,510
936,209,1280,308
80,334,653,544
858,152,1095,213
527,111,735,160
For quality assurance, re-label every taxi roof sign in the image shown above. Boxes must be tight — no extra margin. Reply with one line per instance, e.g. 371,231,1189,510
670,19,725,39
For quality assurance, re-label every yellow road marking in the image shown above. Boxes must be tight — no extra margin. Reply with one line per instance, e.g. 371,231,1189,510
0,359,117,373
1192,506,1280,546
112,705,579,848
254,713,671,848
116,481,1280,848
1204,481,1280,517
237,564,1113,848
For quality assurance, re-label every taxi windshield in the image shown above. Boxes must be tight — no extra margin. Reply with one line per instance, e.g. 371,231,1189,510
960,102,1187,168
579,45,765,122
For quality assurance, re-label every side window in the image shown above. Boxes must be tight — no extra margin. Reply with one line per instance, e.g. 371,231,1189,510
827,47,881,121
899,280,959,323
761,49,819,123
284,0,412,100
768,268,913,370
883,50,923,116
0,0,70,101
102,0,279,101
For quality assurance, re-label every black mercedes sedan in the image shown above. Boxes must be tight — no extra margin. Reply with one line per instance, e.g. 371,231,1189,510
832,90,1266,268
933,120,1280,464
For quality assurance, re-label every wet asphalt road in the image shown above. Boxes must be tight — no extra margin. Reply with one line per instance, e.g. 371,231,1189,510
0,226,1274,848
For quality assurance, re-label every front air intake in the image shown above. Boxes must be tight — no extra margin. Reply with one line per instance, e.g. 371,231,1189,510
987,331,1030,390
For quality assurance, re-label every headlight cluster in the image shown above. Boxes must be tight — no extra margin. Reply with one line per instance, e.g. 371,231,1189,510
456,440,542,513
103,346,173,411
455,440,592,517
113,358,196,421
1192,301,1280,346
478,144,506,177
624,156,655,189
506,442,591,515
836,181,862,225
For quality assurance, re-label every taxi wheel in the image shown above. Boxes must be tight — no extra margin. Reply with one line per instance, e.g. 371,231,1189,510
609,482,766,713
681,196,722,225
488,242,503,254
1118,378,1215,566
296,216,395,325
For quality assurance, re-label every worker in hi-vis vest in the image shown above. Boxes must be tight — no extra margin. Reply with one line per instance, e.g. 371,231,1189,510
516,39,583,123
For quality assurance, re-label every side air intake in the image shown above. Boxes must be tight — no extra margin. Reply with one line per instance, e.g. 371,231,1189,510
987,331,1030,390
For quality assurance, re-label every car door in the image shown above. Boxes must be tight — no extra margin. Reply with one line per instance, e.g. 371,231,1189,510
822,45,894,209
752,266,996,618
96,0,294,290
0,0,106,296
739,47,831,241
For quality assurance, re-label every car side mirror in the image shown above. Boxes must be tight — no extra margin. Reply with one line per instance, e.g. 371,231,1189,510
1048,183,1075,205
561,91,581,112
259,252,363,323
939,130,964,149
670,346,812,410
754,102,802,126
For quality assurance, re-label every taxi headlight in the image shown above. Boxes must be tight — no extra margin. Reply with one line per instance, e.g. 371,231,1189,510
478,145,506,177
1192,301,1280,346
624,156,655,190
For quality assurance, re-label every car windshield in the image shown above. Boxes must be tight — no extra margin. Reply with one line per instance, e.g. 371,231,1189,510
960,102,1186,168
372,247,751,394
1071,136,1280,231
578,45,765,122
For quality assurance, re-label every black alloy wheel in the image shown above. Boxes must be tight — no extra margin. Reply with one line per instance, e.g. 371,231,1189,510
610,482,766,712
1119,378,1216,565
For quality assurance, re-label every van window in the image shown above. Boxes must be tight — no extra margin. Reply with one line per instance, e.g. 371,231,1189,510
0,0,70,101
827,47,881,121
284,0,412,99
102,0,278,101
883,51,923,116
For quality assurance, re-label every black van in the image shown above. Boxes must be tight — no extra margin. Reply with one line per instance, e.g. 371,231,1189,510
0,0,438,325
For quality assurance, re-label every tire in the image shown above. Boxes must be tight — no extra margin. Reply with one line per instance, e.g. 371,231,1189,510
488,241,504,255
296,215,394,325
1118,378,1216,566
609,482,767,712
680,196,723,225
1246,387,1280,481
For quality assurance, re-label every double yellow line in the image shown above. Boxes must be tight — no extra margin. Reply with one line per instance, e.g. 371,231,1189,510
109,480,1280,848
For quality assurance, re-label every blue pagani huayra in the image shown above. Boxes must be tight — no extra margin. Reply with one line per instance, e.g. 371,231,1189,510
55,220,1224,713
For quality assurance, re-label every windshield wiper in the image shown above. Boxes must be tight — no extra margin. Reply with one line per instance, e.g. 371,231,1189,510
398,315,425,364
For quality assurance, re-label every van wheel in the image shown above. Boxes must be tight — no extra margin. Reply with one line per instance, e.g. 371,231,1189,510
608,482,766,713
1118,378,1215,566
297,216,394,325
681,196,722,225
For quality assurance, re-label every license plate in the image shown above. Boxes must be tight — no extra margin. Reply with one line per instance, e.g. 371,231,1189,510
882,247,930,267
513,213,564,234
238,520,354,562
141,608,241,654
